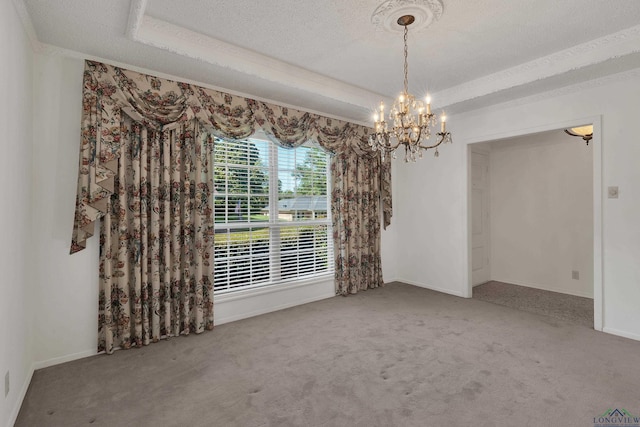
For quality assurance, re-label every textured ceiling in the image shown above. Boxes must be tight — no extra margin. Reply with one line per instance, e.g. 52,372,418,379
18,0,640,123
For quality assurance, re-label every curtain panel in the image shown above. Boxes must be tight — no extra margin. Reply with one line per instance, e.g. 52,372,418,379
331,146,386,295
99,118,214,353
72,60,393,351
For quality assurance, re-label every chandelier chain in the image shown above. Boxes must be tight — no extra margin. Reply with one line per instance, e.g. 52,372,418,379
403,25,409,94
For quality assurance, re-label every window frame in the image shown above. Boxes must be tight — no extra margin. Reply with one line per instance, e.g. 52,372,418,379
213,136,333,294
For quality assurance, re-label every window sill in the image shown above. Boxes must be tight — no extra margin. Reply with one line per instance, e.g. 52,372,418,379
214,274,334,303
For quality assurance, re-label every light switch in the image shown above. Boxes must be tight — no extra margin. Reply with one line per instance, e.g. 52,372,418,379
608,186,619,199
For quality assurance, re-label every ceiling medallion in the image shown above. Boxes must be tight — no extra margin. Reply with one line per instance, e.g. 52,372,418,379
371,0,444,33
369,13,452,162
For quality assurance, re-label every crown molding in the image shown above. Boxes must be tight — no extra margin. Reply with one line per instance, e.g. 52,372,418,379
131,15,385,112
36,36,640,129
435,24,640,109
126,0,147,40
12,0,43,52
454,66,640,117
30,41,372,127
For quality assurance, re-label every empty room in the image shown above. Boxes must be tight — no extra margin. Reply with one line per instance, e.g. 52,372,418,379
3,1,640,426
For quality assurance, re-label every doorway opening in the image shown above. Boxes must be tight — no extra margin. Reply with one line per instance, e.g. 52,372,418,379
465,122,602,330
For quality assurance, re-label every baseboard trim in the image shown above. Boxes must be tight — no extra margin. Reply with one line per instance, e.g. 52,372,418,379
33,349,97,371
7,364,34,427
490,277,594,299
397,278,465,298
9,351,96,427
603,327,640,342
215,292,335,325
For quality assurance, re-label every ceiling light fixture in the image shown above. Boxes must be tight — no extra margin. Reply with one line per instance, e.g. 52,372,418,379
564,125,593,145
369,14,452,162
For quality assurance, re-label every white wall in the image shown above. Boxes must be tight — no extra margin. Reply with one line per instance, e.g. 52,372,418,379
394,73,640,340
394,144,466,296
31,55,99,368
488,132,593,298
28,54,398,374
1,2,34,426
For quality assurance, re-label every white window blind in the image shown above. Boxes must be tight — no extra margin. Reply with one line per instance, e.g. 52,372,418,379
213,137,333,293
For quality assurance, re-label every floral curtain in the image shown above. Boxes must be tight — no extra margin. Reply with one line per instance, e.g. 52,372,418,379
331,143,386,295
99,117,214,353
72,61,392,254
72,60,393,351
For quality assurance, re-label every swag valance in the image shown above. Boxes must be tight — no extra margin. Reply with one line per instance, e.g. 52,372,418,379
72,60,391,253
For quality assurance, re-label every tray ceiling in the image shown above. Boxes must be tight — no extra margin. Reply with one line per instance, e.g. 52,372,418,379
17,0,640,123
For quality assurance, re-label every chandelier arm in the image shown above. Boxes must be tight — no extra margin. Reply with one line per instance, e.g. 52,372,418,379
387,141,402,151
374,135,402,152
417,132,449,150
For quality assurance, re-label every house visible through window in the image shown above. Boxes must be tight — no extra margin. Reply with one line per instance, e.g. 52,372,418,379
213,136,333,293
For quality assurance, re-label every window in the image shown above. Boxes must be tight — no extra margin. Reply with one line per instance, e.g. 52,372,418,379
213,136,333,293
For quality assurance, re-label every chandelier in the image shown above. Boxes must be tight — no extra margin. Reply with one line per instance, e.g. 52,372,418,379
369,15,452,162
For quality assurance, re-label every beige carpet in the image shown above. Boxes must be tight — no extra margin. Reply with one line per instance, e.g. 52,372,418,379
16,282,640,427
473,281,594,328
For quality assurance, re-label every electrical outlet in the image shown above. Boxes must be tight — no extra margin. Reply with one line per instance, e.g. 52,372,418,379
4,371,9,397
572,270,579,280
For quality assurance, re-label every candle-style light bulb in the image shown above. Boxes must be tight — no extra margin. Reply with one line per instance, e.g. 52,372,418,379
426,94,432,115
374,113,379,122
441,114,447,132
